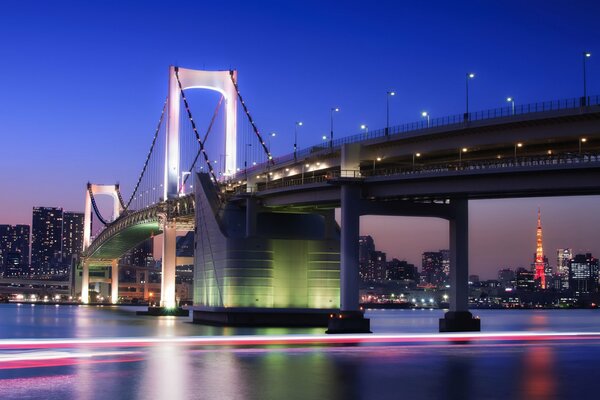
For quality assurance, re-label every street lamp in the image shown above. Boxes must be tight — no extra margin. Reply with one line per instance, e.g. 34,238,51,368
294,121,303,161
360,124,368,137
579,137,587,155
373,156,382,172
514,142,523,162
330,107,340,149
506,97,515,115
583,51,592,106
386,90,395,136
459,147,468,167
322,135,328,143
412,152,421,169
465,72,475,121
421,111,430,128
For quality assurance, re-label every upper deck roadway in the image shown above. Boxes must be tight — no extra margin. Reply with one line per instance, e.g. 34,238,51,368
85,96,600,261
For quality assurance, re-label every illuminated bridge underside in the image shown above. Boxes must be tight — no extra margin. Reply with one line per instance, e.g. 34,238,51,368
83,195,194,264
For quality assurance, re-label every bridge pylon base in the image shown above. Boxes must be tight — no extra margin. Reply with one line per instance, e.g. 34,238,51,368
439,311,480,332
136,306,189,317
326,311,371,334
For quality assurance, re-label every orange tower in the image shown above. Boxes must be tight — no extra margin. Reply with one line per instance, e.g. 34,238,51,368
534,208,546,289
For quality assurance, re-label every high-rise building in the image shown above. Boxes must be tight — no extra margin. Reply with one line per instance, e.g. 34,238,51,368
31,207,63,273
516,267,536,291
569,253,599,295
557,248,573,290
359,236,375,282
0,224,30,276
62,212,84,265
386,258,418,282
120,239,154,267
498,268,516,289
533,208,548,289
421,250,450,287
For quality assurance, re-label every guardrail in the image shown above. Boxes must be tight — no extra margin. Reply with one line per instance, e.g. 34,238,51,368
232,94,600,181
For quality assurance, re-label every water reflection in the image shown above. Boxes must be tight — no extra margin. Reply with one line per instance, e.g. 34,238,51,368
520,345,557,400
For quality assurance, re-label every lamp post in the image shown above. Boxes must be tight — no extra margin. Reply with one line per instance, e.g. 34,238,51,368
360,124,368,138
514,142,523,162
386,90,395,136
583,51,592,106
507,97,515,115
412,152,421,169
294,121,302,161
459,147,467,167
244,143,252,181
421,111,430,128
373,157,381,172
330,107,340,149
579,137,587,155
465,73,475,121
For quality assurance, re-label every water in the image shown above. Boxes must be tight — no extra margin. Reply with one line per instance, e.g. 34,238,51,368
2,304,600,399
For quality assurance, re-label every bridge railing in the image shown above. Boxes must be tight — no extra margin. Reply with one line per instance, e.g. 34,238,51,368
232,94,600,181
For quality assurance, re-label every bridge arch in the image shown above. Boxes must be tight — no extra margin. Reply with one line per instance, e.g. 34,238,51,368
165,67,238,200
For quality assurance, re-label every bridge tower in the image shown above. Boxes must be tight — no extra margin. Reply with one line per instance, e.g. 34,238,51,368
81,183,123,304
160,66,238,309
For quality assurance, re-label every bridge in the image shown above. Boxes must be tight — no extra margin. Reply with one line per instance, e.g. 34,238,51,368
81,65,600,332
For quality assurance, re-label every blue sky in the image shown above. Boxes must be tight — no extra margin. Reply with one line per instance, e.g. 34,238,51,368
1,1,599,277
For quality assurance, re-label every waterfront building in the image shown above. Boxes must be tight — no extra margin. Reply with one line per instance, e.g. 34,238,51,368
569,253,599,296
557,248,573,290
516,267,536,291
498,268,516,289
421,250,450,287
386,258,418,283
62,212,84,265
31,207,63,274
0,224,30,276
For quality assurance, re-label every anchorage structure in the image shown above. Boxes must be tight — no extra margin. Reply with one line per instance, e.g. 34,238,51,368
534,208,546,289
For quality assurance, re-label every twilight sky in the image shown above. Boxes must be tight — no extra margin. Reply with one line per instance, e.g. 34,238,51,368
0,0,599,278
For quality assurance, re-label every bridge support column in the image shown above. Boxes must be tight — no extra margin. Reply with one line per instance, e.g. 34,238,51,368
327,182,370,334
161,224,177,309
81,260,89,304
246,197,258,237
111,259,119,305
440,198,480,332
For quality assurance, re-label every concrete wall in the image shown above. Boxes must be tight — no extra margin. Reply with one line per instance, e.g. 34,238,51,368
194,173,340,309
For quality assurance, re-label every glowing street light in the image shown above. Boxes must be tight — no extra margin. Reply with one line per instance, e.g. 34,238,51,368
294,121,303,161
465,72,475,120
583,51,592,105
373,156,382,172
421,111,430,128
514,142,523,161
412,152,421,169
579,137,587,155
506,97,515,115
386,90,396,135
360,124,368,137
330,107,340,149
459,147,468,166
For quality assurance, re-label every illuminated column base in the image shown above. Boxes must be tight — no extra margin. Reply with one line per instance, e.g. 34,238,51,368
161,224,177,309
440,198,480,332
81,260,89,304
111,259,119,305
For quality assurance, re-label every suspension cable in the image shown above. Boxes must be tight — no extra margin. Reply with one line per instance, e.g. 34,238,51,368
124,98,167,211
228,70,274,165
174,67,220,186
87,184,110,226
183,95,224,187
115,184,126,210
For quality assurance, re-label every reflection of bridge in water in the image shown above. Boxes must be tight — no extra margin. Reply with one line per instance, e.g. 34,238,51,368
81,65,600,332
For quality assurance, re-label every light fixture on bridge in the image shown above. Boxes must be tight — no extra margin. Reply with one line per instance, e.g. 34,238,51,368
361,124,368,136
330,107,340,147
386,91,395,136
547,150,553,155
506,97,515,115
412,153,421,169
583,52,592,104
421,111,430,127
305,163,310,168
294,122,303,160
579,137,588,155
462,147,468,152
459,148,468,167
514,143,523,161
322,135,327,141
465,73,475,119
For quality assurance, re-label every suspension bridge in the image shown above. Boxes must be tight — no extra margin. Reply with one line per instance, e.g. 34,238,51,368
81,65,600,332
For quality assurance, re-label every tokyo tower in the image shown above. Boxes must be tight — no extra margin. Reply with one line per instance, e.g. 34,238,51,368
534,208,546,289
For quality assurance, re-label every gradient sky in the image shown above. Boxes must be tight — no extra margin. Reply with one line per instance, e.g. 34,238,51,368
1,0,599,278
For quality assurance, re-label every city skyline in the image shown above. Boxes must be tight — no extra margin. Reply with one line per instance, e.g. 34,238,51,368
1,1,600,279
